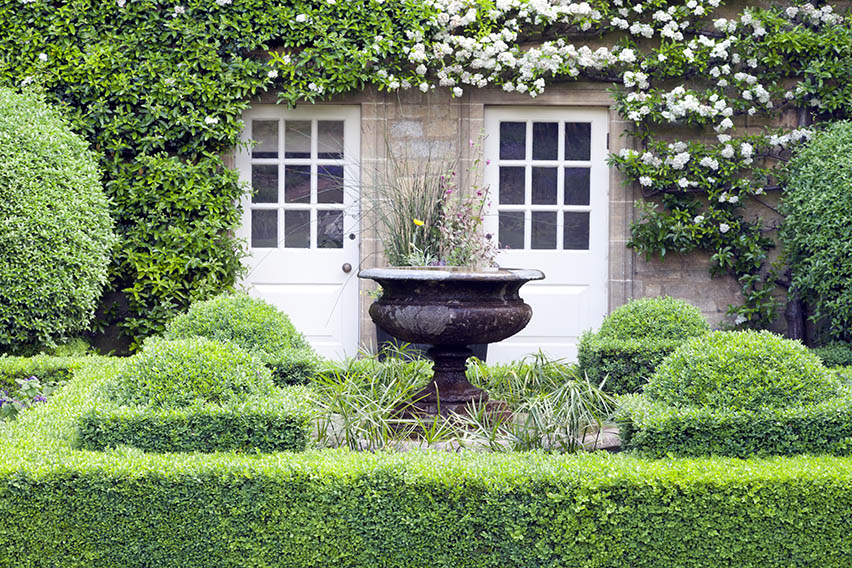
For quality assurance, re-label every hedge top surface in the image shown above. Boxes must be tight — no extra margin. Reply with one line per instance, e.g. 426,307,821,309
597,297,709,342
0,87,116,352
103,337,274,408
645,330,837,410
162,292,309,356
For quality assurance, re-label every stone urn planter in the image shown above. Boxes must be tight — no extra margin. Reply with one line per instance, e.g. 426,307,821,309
358,266,544,416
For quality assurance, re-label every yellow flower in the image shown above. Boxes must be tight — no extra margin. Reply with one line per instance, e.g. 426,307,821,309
413,218,425,226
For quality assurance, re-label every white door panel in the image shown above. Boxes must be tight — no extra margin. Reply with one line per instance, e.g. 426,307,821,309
484,107,609,363
236,106,360,359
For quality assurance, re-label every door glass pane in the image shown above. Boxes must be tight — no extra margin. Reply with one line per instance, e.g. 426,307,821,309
532,122,558,160
318,121,344,159
565,123,591,161
317,210,344,248
531,167,557,205
284,166,311,204
499,167,525,205
564,168,591,205
251,209,277,248
252,121,278,158
531,211,557,249
251,164,278,203
564,211,590,250
285,120,311,159
499,122,526,160
317,165,344,204
284,210,310,248
498,211,524,250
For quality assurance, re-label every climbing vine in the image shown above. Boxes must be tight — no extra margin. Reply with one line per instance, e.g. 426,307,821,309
4,0,852,347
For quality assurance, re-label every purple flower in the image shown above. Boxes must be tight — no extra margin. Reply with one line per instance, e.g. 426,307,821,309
32,396,47,403
25,376,37,381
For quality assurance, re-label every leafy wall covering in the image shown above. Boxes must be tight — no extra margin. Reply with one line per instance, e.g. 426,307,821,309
3,0,851,347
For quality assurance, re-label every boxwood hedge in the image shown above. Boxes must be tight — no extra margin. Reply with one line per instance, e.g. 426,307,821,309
162,293,320,385
77,388,312,453
0,354,90,392
2,359,852,567
645,330,837,410
618,331,848,457
103,336,275,408
812,342,852,368
80,339,309,453
617,392,852,458
578,297,709,394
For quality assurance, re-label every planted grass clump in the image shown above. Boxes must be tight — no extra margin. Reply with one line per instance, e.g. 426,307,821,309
618,330,852,457
309,348,613,453
163,292,321,385
77,337,311,453
578,296,709,395
463,353,615,453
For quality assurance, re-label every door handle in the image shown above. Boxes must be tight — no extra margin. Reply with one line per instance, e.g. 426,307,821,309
342,263,352,273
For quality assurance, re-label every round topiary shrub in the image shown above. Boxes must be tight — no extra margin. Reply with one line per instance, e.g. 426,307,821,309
645,330,838,410
597,296,710,341
162,293,319,385
781,121,852,343
578,297,709,394
105,337,274,408
0,88,115,353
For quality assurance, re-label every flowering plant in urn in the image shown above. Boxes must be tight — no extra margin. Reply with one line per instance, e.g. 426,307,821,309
370,140,496,270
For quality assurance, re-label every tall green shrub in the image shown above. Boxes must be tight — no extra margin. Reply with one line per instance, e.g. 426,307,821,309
782,121,852,342
0,87,115,353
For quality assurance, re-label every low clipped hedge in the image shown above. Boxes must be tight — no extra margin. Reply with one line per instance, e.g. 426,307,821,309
104,337,275,408
3,361,852,566
645,330,837,410
618,392,852,458
163,293,321,385
77,388,312,453
596,296,710,341
812,342,852,368
0,354,90,391
578,297,709,394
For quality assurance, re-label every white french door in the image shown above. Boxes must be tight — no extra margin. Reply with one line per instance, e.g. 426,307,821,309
236,106,360,359
484,107,609,363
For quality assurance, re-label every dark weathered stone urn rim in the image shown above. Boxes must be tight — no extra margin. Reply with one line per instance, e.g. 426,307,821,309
358,266,545,282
